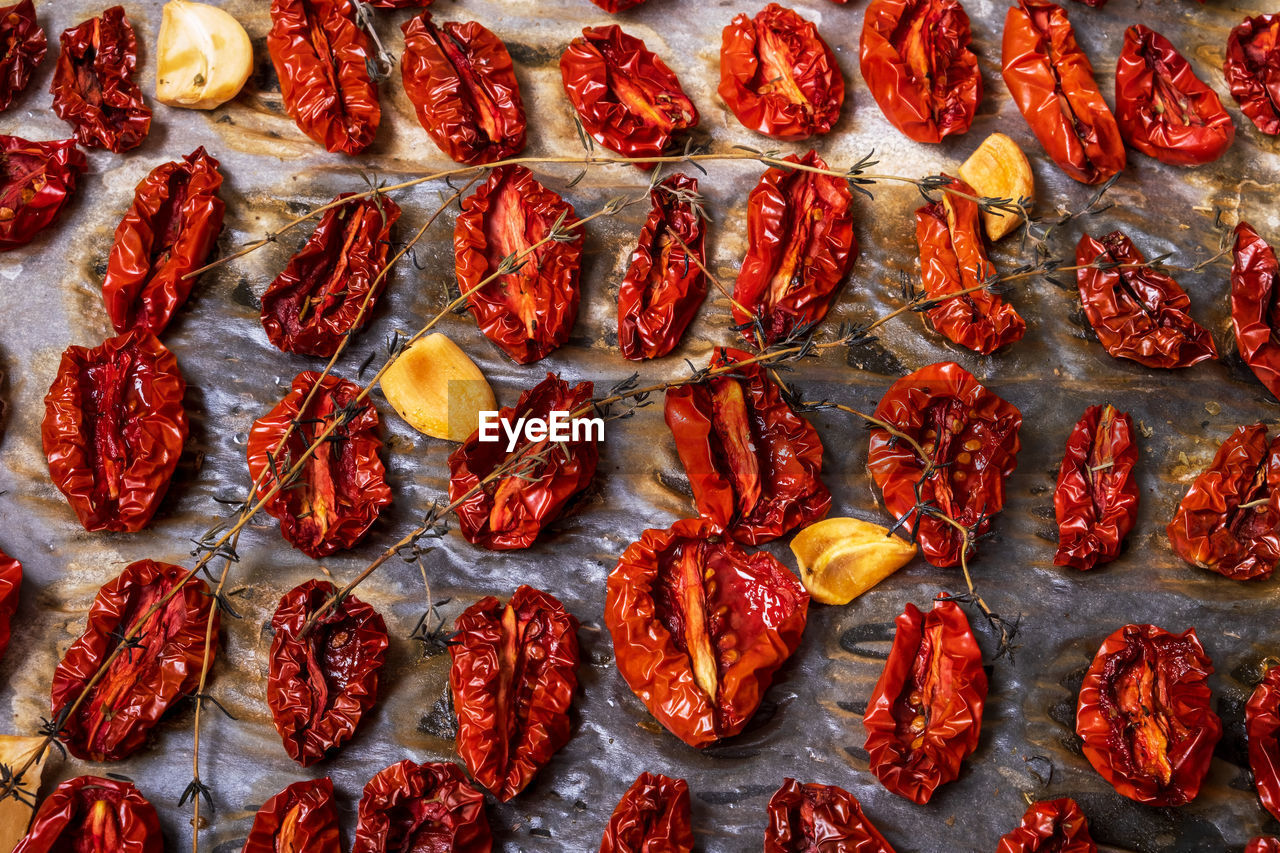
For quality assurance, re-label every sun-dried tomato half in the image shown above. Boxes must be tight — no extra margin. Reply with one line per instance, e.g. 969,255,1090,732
591,0,647,9
103,146,225,336
268,579,389,766
1250,840,1280,853
617,173,707,361
0,134,87,252
247,371,391,558
1231,222,1280,400
49,6,151,153
0,546,20,663
1226,15,1280,136
599,773,694,853
268,0,380,154
12,775,162,853
448,373,599,550
1075,230,1217,369
352,760,492,853
665,347,831,545
914,175,1025,354
50,559,217,761
454,165,583,364
42,330,189,533
606,517,810,749
867,361,1022,567
1053,404,1139,570
261,193,401,357
732,150,856,346
1247,664,1280,823
400,12,525,165
719,3,844,140
860,0,981,144
1167,423,1280,581
560,25,698,166
764,779,898,852
0,0,45,111
995,798,1096,853
243,777,342,853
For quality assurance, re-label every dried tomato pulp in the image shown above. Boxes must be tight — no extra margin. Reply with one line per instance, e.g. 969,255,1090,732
561,25,698,166
599,773,694,853
0,0,45,111
859,0,980,143
1075,230,1217,369
1167,423,1280,581
1231,222,1280,400
352,760,492,853
733,150,856,346
400,12,525,165
867,362,1022,567
1226,15,1280,135
764,779,897,852
49,6,150,153
454,165,583,364
51,559,218,761
617,173,707,360
243,777,342,853
247,371,391,558
260,193,401,357
1247,664,1280,822
665,347,830,544
719,3,844,140
1001,0,1124,184
0,134,87,252
605,517,810,749
103,147,225,336
1053,404,1139,570
448,373,598,550
42,330,188,533
914,176,1025,354
995,798,1096,853
12,776,162,853
1076,623,1221,806
0,546,20,662
268,579,389,766
450,585,579,801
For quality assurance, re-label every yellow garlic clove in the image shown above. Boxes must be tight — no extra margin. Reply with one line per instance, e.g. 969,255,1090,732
155,0,253,110
789,517,917,605
957,133,1035,242
379,333,497,442
0,735,50,851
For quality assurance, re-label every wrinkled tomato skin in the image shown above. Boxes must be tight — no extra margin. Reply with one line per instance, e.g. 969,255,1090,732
42,330,189,533
50,559,219,762
352,759,492,853
1250,840,1280,853
50,6,151,153
599,773,694,853
605,517,810,749
0,134,87,252
12,776,163,853
995,798,1096,853
0,0,45,111
103,147,226,336
859,0,981,144
1247,665,1280,823
591,0,647,9
242,777,342,853
1076,623,1222,807
1226,15,1280,136
764,778,898,852
1053,404,1140,570
0,546,19,662
1231,222,1280,400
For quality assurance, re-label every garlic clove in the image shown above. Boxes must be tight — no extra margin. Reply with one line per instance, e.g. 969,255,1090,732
156,0,253,110
379,333,497,442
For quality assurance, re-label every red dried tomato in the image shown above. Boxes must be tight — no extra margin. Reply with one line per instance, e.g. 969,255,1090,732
719,3,844,140
732,150,856,346
867,361,1022,568
0,546,20,662
450,585,579,801
665,347,830,545
268,579,389,766
1231,221,1280,400
42,331,188,533
0,0,45,111
12,776,162,853
605,517,810,749
243,777,342,853
591,0,646,9
49,6,150,153
995,798,1096,853
1226,15,1280,136
247,371,391,558
268,0,380,154
560,25,698,166
1001,0,1124,184
863,598,986,804
50,559,218,761
764,779,898,852
454,165,583,364
599,773,694,853
914,176,1025,354
260,193,401,357
1247,664,1280,822
1053,404,1139,570
1115,25,1234,166
0,134,86,252
1250,840,1280,853
617,173,707,360
1076,623,1221,806
1166,423,1280,581
1075,230,1217,369
400,13,525,165
102,147,226,336
859,0,981,144
352,760,492,853
364,0,431,6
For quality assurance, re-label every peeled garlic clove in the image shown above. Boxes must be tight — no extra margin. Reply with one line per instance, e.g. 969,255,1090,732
156,0,253,110
379,333,497,442
789,517,917,605
957,132,1035,242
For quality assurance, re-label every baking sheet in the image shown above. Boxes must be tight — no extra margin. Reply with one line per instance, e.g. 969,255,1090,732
1,0,1278,850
